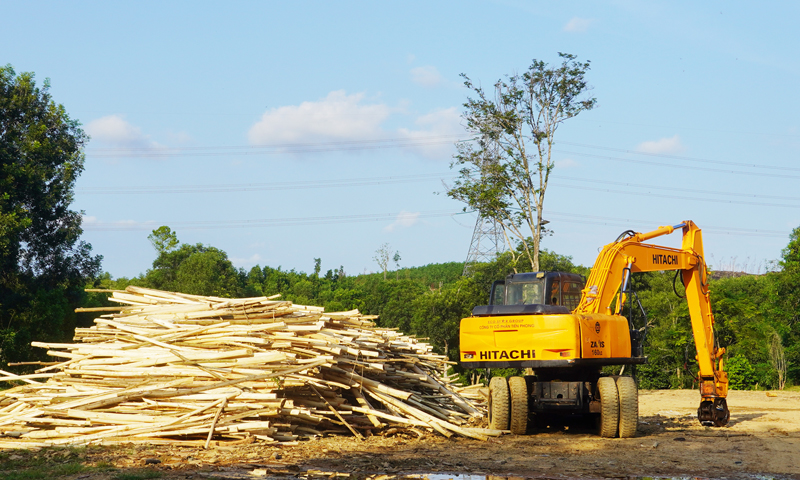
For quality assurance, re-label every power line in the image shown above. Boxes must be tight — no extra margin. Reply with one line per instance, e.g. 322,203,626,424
551,181,800,209
77,172,456,195
560,141,800,173
82,209,790,238
82,210,462,231
555,149,800,181
76,169,800,210
545,211,788,238
78,166,800,201
85,135,466,158
84,135,797,180
554,175,800,203
571,119,800,139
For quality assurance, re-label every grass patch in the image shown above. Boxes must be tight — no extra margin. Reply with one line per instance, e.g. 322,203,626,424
0,461,87,480
0,446,165,480
0,446,123,480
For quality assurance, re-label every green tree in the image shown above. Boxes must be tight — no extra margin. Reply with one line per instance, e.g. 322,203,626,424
143,228,241,297
148,226,179,255
448,53,596,272
726,354,757,390
775,226,800,384
0,65,101,366
411,280,476,362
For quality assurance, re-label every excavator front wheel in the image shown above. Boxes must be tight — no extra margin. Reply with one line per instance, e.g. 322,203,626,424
597,377,619,438
616,376,638,438
488,376,510,430
508,376,529,434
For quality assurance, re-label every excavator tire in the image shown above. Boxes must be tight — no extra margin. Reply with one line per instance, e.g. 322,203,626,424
597,377,619,438
488,376,510,431
508,376,529,434
616,376,638,438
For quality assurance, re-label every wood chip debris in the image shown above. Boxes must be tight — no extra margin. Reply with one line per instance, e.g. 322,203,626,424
0,286,494,448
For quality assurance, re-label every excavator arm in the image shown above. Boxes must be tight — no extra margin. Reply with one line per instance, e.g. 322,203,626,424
575,220,730,426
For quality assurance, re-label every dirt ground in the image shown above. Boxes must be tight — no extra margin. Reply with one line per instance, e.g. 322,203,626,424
2,389,799,480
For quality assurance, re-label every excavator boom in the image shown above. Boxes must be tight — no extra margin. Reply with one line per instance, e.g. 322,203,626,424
576,220,729,426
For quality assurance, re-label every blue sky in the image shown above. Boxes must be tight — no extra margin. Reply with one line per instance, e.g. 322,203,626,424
3,1,799,278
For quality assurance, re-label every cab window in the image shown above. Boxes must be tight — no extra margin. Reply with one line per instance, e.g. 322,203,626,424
506,281,544,305
562,281,583,310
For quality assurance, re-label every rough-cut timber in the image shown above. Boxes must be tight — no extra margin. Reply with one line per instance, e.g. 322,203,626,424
0,286,491,449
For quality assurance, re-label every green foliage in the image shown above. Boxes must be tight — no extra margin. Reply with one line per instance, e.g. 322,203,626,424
449,53,596,272
148,226,179,255
0,65,101,367
95,221,800,392
774,227,800,382
411,277,478,361
726,354,757,390
0,448,89,480
140,228,242,297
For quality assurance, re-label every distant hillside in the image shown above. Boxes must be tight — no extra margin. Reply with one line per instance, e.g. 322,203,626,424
710,270,757,281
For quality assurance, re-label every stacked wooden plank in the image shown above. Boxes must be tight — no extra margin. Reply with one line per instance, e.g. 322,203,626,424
0,286,491,449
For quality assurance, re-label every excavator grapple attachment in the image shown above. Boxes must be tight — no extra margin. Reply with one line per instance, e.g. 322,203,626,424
698,398,730,427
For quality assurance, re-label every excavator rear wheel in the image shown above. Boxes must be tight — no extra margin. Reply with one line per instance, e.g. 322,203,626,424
597,377,619,438
488,376,510,431
616,376,638,438
508,376,529,435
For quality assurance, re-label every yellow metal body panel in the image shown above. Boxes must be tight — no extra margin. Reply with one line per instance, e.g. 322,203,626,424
460,314,579,363
459,313,632,365
576,313,631,359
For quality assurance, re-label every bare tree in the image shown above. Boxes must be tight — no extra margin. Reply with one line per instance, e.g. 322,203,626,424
769,331,787,390
373,243,392,280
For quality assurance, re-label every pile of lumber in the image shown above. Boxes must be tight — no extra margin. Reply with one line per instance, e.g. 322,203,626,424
0,286,491,449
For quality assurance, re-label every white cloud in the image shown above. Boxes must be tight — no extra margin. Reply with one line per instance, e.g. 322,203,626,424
166,130,193,144
230,253,263,268
80,218,159,231
85,115,162,149
246,92,464,161
384,211,421,232
636,135,685,154
555,158,578,168
247,90,390,144
397,107,463,160
563,17,594,32
410,66,444,88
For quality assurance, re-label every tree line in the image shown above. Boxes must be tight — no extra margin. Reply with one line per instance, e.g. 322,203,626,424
79,226,800,391
2,62,798,391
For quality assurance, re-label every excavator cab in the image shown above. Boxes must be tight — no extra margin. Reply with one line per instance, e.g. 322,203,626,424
490,271,584,309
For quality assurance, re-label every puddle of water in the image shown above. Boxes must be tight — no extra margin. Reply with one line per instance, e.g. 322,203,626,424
200,470,782,480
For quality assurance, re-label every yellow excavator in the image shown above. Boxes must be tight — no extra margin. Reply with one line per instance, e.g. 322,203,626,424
459,221,729,437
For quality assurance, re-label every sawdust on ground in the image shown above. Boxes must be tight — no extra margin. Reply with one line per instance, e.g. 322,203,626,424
2,389,799,479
